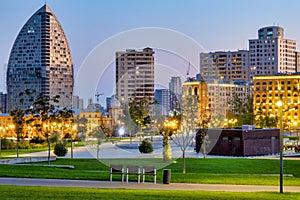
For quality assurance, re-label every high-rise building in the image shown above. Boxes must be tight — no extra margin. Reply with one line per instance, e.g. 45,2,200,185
72,95,84,110
154,89,170,116
115,48,154,103
200,50,250,82
7,5,73,111
249,26,296,80
169,76,182,111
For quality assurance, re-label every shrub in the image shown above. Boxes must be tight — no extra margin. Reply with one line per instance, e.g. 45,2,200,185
30,136,46,144
53,142,68,157
18,140,30,149
1,138,15,150
138,139,153,153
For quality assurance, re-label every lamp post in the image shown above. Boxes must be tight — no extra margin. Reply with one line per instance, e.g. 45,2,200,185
0,126,2,157
277,99,283,193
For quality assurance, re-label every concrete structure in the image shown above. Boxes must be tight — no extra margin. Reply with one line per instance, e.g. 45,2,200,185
115,48,154,103
253,74,300,128
200,50,250,82
7,5,73,111
207,128,280,156
154,89,170,116
0,92,7,113
169,77,182,111
249,26,297,81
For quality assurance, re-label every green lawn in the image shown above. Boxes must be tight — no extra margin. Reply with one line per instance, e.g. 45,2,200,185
0,148,49,158
0,158,299,186
0,185,299,200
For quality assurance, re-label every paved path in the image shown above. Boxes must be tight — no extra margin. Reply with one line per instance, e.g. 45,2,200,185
0,177,300,192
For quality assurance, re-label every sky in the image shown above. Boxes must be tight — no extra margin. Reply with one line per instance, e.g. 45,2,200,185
1,0,300,106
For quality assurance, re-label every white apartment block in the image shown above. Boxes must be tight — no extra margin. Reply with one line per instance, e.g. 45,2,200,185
200,50,249,82
249,26,296,81
115,48,154,103
207,80,252,119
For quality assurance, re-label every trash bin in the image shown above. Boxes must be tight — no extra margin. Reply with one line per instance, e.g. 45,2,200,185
163,169,171,184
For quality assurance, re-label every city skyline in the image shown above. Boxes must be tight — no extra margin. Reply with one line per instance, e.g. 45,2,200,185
2,0,300,105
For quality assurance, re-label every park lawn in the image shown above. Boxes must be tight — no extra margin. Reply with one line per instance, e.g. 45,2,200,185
0,148,49,158
0,185,299,200
0,158,299,185
0,141,84,158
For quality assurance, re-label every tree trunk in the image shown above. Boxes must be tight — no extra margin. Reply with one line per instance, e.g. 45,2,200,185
16,138,19,158
182,151,186,174
47,135,51,166
97,141,100,159
163,141,172,163
71,139,74,159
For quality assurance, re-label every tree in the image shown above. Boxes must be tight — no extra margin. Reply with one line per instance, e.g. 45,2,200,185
75,116,87,140
160,110,180,162
90,125,107,159
58,108,75,158
27,93,60,165
129,97,152,139
10,109,23,158
229,94,254,126
10,89,35,157
172,95,199,174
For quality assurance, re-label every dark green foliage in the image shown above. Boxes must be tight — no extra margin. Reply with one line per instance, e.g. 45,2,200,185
138,139,153,153
30,136,46,144
1,138,15,149
53,142,68,157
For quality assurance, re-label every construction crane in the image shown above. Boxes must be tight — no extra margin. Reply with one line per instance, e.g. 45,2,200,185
186,62,190,77
95,92,104,105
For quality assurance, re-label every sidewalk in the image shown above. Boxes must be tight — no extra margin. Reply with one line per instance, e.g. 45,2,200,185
0,177,299,192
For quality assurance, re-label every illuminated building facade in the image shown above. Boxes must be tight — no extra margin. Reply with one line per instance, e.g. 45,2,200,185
253,74,300,128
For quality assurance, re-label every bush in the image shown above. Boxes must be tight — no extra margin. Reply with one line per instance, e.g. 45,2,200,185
1,138,15,150
138,139,153,153
30,136,46,144
53,142,68,157
18,140,30,149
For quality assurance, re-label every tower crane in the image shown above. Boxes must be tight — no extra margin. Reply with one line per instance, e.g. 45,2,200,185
95,92,104,105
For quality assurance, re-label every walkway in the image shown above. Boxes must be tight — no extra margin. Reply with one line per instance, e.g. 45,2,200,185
0,177,299,192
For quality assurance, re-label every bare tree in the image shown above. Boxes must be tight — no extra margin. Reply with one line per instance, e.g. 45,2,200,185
172,95,199,174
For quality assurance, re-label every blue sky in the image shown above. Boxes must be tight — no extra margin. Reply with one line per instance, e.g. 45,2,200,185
1,0,300,104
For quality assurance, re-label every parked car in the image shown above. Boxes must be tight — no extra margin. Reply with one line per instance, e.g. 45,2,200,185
295,145,300,153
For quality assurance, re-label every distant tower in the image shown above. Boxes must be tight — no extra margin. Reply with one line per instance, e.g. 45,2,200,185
154,89,170,116
7,5,73,111
169,77,182,111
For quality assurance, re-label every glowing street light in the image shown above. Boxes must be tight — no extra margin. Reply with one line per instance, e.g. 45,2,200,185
277,97,284,194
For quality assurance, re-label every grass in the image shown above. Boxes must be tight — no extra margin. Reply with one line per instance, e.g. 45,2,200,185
0,148,49,158
0,158,300,185
0,141,84,158
0,185,299,200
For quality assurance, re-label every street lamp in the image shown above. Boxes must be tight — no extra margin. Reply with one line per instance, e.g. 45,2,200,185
0,126,2,157
276,98,283,193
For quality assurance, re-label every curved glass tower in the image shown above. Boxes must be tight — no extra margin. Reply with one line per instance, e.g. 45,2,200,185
7,5,73,111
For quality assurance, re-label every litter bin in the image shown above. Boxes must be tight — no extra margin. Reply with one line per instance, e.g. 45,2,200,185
163,169,171,184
